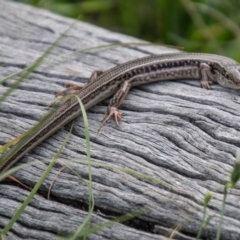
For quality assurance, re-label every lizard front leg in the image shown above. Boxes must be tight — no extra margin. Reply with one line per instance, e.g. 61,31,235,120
199,63,216,89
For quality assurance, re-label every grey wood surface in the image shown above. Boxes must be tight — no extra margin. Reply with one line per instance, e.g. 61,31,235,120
1,0,240,239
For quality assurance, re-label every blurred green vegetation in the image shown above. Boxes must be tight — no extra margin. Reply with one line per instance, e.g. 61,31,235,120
14,0,240,60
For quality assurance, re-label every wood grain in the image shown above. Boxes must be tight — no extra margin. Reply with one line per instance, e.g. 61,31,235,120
0,1,240,239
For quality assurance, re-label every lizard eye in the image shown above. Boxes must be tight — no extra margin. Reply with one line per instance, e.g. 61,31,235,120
225,73,230,79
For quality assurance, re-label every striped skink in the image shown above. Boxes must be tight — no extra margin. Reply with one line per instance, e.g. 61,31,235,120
1,52,240,173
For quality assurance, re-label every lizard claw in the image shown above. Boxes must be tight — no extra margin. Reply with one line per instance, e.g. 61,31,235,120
98,107,122,133
200,80,213,90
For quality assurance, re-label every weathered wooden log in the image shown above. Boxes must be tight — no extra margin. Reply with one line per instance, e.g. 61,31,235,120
0,1,240,239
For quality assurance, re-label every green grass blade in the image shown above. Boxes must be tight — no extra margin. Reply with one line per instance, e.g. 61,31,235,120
0,121,74,237
0,107,56,173
0,20,76,105
68,95,94,240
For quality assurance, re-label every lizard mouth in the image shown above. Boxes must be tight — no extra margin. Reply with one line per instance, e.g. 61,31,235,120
233,81,240,85
231,81,240,89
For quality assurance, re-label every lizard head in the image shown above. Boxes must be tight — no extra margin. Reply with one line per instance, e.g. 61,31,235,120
219,66,240,89
225,66,240,83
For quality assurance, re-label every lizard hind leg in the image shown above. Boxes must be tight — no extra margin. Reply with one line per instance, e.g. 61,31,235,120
98,80,131,132
55,82,85,98
55,69,105,98
89,69,105,83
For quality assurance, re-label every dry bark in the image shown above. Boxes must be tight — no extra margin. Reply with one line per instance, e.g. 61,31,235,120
0,1,240,239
